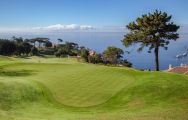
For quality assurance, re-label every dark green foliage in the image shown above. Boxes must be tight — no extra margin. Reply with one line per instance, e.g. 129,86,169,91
0,37,53,56
39,48,55,55
103,46,124,64
55,47,68,57
63,42,79,56
44,41,53,48
122,10,180,71
55,42,79,57
120,59,132,67
88,53,103,64
30,47,39,56
12,36,24,44
12,37,33,56
0,38,33,56
80,47,89,62
0,40,17,55
16,42,32,55
54,51,61,57
57,38,63,44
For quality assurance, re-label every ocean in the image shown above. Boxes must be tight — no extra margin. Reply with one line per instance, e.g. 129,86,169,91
1,32,188,70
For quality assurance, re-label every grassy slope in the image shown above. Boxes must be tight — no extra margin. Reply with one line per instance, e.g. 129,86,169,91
0,56,188,120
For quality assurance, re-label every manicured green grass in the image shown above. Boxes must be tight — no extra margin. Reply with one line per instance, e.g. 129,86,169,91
0,56,188,120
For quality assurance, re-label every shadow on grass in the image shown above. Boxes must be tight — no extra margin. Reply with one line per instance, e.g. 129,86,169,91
14,54,49,59
14,55,31,59
0,68,36,77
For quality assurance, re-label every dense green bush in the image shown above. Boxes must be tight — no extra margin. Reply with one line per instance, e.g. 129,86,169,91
120,59,132,67
30,47,39,56
16,42,32,55
0,39,17,55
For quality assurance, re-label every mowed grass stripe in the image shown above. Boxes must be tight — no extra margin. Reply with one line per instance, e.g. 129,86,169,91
0,57,188,120
2,63,136,107
51,65,135,107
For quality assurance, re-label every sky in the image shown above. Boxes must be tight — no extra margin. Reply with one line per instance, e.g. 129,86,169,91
0,0,188,69
0,0,188,33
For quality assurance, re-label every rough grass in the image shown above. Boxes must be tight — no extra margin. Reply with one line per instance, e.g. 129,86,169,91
0,56,187,120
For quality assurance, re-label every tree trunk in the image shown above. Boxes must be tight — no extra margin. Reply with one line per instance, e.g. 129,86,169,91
154,46,159,71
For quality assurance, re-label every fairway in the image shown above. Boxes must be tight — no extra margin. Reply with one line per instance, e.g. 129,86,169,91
0,56,188,120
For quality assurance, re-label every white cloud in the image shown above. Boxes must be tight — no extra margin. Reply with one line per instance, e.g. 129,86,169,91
0,24,95,34
2,24,187,35
34,24,95,31
0,24,127,34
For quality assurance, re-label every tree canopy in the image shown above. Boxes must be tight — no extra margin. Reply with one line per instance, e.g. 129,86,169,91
55,42,79,57
122,10,180,71
0,39,17,55
103,46,124,64
80,47,89,62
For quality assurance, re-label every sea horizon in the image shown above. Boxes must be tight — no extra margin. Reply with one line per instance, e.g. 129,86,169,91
0,31,187,70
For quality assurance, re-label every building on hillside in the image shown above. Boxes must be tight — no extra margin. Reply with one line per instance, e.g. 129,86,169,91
89,50,96,56
167,64,188,75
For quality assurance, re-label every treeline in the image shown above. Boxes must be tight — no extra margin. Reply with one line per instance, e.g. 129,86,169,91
55,41,132,67
0,37,53,56
0,37,132,67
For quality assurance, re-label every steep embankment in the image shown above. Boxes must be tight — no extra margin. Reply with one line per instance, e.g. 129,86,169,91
0,56,188,120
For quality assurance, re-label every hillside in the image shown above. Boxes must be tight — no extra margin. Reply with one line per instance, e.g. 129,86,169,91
0,56,188,120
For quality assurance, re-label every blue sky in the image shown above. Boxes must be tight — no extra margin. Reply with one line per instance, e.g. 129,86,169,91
0,0,188,32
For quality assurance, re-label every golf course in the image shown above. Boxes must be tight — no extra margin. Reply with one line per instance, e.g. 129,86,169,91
0,56,187,120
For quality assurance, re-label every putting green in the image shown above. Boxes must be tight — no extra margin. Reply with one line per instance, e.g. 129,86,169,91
0,56,188,120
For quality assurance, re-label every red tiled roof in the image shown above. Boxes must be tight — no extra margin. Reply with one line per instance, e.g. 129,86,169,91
168,67,188,74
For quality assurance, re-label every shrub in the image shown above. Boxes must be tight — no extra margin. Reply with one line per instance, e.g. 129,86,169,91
30,47,38,56
120,59,132,67
0,40,17,55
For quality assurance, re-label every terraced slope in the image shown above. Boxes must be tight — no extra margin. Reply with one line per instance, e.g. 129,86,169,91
0,56,188,120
